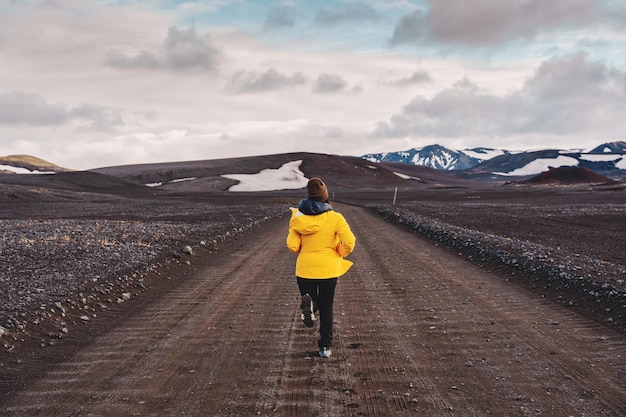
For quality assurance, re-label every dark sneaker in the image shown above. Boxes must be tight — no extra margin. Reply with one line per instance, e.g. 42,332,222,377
319,347,332,358
300,294,315,328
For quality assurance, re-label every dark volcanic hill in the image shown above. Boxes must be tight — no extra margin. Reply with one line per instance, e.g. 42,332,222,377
520,167,618,185
91,152,481,193
0,171,152,193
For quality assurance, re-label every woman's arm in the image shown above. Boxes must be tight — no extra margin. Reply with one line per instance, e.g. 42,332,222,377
335,214,355,257
286,227,302,253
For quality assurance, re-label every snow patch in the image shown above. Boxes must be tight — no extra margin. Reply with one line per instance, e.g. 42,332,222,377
170,177,197,183
495,156,579,176
222,160,309,192
579,154,622,162
145,177,197,187
462,149,506,160
393,172,422,181
0,165,55,174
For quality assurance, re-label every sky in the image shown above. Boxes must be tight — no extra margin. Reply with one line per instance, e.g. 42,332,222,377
0,0,625,170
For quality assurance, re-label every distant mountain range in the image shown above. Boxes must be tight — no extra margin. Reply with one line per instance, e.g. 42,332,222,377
1,141,624,186
363,145,510,171
362,141,626,180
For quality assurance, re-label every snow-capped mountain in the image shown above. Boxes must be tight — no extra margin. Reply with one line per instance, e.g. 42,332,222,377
362,144,510,171
588,141,626,154
362,141,626,180
473,148,626,178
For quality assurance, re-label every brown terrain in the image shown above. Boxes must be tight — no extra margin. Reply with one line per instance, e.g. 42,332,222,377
0,153,624,416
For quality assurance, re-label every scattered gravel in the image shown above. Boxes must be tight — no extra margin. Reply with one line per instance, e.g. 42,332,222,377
0,204,286,342
368,204,626,331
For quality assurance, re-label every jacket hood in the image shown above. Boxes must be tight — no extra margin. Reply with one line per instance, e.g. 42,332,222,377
297,199,333,215
289,205,330,235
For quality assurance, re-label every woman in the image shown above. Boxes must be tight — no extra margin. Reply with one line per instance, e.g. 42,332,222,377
286,177,356,358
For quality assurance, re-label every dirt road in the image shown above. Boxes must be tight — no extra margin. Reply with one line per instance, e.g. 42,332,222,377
1,205,624,416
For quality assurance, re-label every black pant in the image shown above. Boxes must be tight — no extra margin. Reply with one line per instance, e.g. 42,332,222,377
297,277,337,349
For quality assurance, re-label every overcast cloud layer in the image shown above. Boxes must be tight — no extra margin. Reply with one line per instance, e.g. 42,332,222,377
0,0,625,169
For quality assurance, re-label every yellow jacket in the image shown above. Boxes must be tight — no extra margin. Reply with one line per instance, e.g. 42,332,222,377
286,203,356,279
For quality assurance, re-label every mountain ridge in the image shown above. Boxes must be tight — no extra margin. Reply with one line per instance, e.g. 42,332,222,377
363,141,626,180
362,144,511,170
1,141,624,192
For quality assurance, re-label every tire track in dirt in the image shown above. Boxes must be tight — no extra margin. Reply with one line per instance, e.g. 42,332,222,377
336,206,456,416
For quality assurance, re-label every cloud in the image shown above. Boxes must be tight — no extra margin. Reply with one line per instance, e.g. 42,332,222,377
104,47,161,69
0,91,70,126
227,68,307,93
390,9,427,46
523,51,622,99
0,91,122,129
164,26,219,71
263,5,296,30
71,104,124,130
385,68,433,86
391,0,602,46
315,3,381,26
374,77,506,138
105,26,219,71
313,73,348,94
373,52,626,140
174,0,246,14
